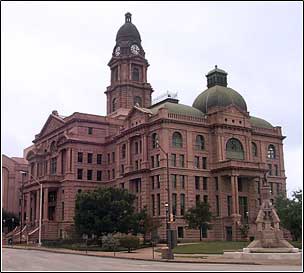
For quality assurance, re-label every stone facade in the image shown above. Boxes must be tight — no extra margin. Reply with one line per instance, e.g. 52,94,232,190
6,13,287,242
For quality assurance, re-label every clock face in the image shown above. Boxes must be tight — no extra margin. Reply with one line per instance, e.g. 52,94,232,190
131,44,140,55
114,46,121,56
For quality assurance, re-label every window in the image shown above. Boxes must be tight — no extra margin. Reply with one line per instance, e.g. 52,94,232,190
135,142,139,154
97,170,102,181
107,170,110,180
270,182,274,194
178,227,184,238
202,157,207,169
88,127,93,135
195,176,200,190
120,164,124,175
120,183,124,189
180,175,185,189
77,169,83,180
156,175,160,188
134,96,142,106
268,164,272,176
87,170,93,180
172,193,177,216
151,156,155,168
135,160,139,170
171,154,177,167
112,98,117,112
152,195,155,216
203,177,208,191
268,144,276,159
237,178,243,192
51,158,57,175
179,154,185,167
171,174,177,189
112,169,115,179
107,153,111,164
195,194,200,205
172,132,183,148
121,144,126,159
276,183,281,194
201,225,208,238
227,196,232,216
156,154,160,167
226,138,244,160
216,195,220,216
157,194,161,215
180,194,185,215
132,67,140,81
252,142,258,157
239,196,248,222
195,135,205,150
62,202,64,220
113,67,118,81
112,152,115,163
97,154,102,164
151,176,155,190
194,156,200,168
88,153,93,164
274,164,279,176
215,177,219,191
257,181,261,194
152,133,158,149
203,195,208,203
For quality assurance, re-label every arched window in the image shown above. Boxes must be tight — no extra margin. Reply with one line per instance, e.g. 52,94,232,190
132,67,140,81
267,145,276,159
172,132,183,148
152,133,159,149
112,98,117,112
195,135,205,150
226,138,244,160
134,96,142,106
252,142,258,157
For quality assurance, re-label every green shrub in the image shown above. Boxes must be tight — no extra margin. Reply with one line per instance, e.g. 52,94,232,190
101,234,119,251
119,235,140,253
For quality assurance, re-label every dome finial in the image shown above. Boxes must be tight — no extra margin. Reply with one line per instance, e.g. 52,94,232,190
215,65,218,69
125,12,132,23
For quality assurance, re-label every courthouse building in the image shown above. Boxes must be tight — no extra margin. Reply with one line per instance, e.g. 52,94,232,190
5,13,287,241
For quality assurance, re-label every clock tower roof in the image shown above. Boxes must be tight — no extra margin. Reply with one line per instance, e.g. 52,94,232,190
116,12,141,44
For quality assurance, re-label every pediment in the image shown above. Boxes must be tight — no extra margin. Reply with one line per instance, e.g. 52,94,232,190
126,105,153,119
220,104,249,117
38,114,65,138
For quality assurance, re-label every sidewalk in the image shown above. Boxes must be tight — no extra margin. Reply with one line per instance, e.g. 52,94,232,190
5,244,300,265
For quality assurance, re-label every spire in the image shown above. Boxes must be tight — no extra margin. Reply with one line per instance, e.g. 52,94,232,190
125,12,132,23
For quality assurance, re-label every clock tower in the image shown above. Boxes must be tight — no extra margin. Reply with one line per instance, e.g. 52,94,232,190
105,12,153,116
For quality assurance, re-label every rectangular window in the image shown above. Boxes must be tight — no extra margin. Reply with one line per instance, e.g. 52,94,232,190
172,193,177,216
179,154,185,167
112,152,115,163
97,170,102,181
112,169,115,179
97,154,102,164
77,169,83,180
152,194,155,216
107,170,110,180
268,164,272,175
88,153,93,164
157,193,161,215
135,160,139,170
88,127,93,135
62,202,64,220
227,196,232,216
275,164,279,176
215,177,219,191
139,140,142,153
201,225,208,238
257,181,261,194
171,154,177,167
151,156,155,168
203,177,208,191
108,153,111,164
216,195,220,216
87,169,93,180
157,175,161,188
194,156,200,168
135,142,139,154
195,176,200,190
180,175,185,189
171,174,177,189
196,194,200,205
121,145,126,159
178,227,184,238
120,164,124,175
156,154,160,167
203,195,208,203
239,196,248,221
151,176,155,190
276,183,280,194
51,158,57,175
180,193,185,216
202,157,207,169
238,178,243,192
120,183,124,189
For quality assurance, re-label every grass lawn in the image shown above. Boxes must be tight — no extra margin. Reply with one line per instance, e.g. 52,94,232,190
173,241,249,254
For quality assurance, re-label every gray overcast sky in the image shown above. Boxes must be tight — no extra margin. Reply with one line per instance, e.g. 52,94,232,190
1,1,303,196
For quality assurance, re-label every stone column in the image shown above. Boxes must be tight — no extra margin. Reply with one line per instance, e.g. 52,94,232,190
231,175,241,240
43,188,49,221
35,190,40,225
126,139,131,172
141,134,148,169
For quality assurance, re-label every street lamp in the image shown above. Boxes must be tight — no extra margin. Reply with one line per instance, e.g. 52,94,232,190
20,171,43,247
155,139,174,260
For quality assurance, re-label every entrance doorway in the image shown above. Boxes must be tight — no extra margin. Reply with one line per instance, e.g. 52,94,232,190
226,226,232,241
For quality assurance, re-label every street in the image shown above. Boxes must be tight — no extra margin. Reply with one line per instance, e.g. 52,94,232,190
2,248,302,271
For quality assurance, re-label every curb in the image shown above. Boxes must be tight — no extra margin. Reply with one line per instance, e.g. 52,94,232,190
3,246,260,265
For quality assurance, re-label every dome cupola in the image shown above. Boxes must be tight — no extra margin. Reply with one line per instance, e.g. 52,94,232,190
116,12,141,44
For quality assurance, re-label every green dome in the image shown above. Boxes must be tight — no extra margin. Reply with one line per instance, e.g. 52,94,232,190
250,116,273,129
151,101,205,118
192,85,247,113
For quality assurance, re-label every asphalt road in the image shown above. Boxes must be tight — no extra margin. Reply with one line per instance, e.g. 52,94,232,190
2,248,302,271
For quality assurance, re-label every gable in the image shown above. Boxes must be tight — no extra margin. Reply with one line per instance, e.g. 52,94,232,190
38,114,65,138
220,104,249,117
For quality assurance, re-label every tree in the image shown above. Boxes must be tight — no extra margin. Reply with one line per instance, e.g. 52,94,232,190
2,209,19,233
274,189,302,241
119,235,140,253
184,201,212,241
132,206,161,243
74,187,137,238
